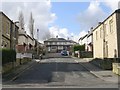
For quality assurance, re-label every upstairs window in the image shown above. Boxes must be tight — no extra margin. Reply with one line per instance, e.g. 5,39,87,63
96,31,98,40
109,19,113,33
6,21,9,35
104,24,108,36
100,27,103,38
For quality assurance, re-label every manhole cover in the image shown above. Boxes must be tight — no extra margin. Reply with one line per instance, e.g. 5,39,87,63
73,69,79,71
102,75,112,77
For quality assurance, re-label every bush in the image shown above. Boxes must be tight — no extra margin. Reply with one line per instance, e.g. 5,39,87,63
1,49,16,65
73,45,85,51
80,51,93,58
90,58,117,70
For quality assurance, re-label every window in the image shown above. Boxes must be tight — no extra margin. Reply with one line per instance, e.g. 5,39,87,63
109,19,113,33
67,42,70,45
104,24,108,36
96,31,98,40
57,42,59,45
60,42,63,45
55,42,57,45
51,46,56,49
100,27,102,38
52,42,55,45
6,21,9,35
48,42,50,45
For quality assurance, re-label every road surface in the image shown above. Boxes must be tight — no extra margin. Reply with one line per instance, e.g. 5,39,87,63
3,57,118,88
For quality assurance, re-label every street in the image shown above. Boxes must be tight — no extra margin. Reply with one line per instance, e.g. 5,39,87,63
3,57,118,88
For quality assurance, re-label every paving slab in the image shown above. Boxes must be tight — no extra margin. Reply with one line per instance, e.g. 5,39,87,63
74,58,119,83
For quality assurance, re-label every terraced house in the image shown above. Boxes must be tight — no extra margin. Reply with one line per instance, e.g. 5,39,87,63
0,12,19,49
93,9,120,59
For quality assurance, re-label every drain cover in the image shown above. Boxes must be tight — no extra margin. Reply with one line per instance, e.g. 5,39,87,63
102,75,112,77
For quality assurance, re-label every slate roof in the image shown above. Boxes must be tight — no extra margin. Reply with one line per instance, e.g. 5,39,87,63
44,38,77,44
44,38,67,42
93,9,120,32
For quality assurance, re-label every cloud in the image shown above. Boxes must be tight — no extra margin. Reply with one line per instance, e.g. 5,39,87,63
0,2,2,10
2,0,119,43
76,0,120,41
2,0,56,43
73,30,87,42
49,26,87,42
104,0,120,11
77,1,107,32
49,26,69,39
78,30,87,37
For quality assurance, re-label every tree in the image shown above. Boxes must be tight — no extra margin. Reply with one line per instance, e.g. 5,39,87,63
18,11,25,31
73,45,85,51
29,12,34,38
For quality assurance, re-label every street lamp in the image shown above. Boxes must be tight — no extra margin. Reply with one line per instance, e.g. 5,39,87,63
13,21,19,51
13,21,19,67
37,29,39,56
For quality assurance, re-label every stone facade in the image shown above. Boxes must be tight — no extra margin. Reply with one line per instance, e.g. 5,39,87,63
44,37,77,53
93,9,120,58
78,30,93,52
0,12,19,49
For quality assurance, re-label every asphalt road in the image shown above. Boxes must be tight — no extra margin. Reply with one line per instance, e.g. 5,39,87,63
3,58,118,88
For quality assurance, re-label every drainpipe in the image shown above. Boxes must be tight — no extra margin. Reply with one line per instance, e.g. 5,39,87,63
103,23,105,59
10,21,13,49
37,29,39,56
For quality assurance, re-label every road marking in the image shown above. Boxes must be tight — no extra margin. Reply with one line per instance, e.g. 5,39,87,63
75,60,79,63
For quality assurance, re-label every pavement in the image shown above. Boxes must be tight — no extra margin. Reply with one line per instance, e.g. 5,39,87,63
74,57,119,83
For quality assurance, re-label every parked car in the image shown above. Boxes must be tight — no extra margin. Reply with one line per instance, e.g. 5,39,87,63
61,50,68,56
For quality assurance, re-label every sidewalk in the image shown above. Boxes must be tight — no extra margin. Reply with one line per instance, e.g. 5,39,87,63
2,60,36,83
75,58,118,83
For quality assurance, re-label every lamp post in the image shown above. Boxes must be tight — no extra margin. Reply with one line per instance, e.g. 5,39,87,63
37,29,39,56
10,21,19,68
14,21,19,51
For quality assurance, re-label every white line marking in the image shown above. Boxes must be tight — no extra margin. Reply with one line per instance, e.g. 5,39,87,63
75,60,79,63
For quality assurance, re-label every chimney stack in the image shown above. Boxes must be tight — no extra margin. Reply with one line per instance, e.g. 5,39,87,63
56,35,58,39
98,22,102,25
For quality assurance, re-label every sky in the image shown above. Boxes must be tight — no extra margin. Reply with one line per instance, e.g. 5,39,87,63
1,0,120,43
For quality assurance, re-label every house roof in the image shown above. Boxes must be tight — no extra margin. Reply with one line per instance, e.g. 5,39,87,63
27,35,33,40
92,9,120,32
19,33,28,38
44,38,77,44
0,12,13,24
78,34,88,41
87,31,93,38
44,38,67,42
0,12,19,28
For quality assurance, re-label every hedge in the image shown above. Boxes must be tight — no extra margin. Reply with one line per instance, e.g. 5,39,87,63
73,45,85,51
89,58,120,70
1,49,16,65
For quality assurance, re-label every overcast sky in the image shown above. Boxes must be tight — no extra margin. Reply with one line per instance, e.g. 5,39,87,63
1,0,120,43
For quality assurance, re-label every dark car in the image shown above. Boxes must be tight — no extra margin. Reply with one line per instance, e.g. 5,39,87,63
61,50,68,56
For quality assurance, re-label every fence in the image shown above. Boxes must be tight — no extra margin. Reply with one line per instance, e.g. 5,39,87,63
74,51,93,58
16,53,32,59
